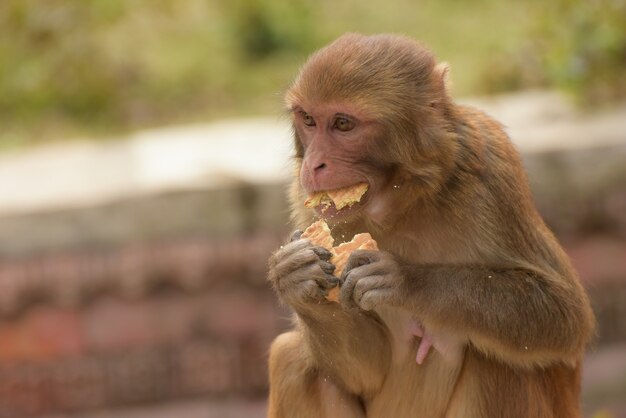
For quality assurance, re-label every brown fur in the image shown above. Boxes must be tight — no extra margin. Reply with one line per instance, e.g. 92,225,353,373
268,33,595,418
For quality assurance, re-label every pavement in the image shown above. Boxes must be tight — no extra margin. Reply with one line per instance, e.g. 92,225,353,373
0,118,293,216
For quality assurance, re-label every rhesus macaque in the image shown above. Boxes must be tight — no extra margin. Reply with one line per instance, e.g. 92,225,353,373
267,33,595,418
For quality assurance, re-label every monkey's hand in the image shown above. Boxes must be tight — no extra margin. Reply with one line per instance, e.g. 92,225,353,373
268,231,339,308
339,249,403,311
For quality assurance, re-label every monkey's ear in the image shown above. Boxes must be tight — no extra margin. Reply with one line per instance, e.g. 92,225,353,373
434,62,451,91
430,62,451,108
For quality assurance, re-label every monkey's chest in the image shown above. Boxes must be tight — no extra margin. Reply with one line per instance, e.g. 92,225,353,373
367,307,464,418
375,307,416,363
365,352,463,418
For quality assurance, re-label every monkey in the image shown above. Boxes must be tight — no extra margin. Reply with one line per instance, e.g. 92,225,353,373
267,33,595,418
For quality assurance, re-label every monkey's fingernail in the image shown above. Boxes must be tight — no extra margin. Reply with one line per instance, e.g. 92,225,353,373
320,261,336,273
291,230,303,241
326,275,341,287
312,247,333,260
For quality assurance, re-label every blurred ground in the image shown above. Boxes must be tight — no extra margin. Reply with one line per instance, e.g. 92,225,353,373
1,90,625,417
41,399,268,418
584,344,626,417
36,343,626,418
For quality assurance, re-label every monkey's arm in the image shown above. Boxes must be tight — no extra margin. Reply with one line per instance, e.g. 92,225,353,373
341,251,595,369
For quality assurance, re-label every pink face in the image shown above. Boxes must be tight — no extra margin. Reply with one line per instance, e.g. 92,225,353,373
292,104,404,224
294,103,378,190
292,102,394,221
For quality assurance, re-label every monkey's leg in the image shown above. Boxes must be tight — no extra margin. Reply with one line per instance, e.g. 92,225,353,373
268,331,365,418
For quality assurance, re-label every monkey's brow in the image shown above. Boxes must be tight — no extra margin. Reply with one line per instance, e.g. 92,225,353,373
289,105,305,113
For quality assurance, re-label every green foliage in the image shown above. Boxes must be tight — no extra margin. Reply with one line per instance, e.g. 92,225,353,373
0,0,321,148
531,0,626,106
0,0,623,148
0,2,116,118
224,0,318,61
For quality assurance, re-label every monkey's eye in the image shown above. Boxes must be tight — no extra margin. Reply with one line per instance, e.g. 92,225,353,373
300,112,316,127
334,116,355,132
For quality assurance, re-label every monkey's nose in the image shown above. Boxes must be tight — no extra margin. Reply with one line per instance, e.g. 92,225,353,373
314,162,327,172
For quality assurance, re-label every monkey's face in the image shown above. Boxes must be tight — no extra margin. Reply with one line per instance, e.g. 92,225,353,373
292,101,400,226
286,34,451,230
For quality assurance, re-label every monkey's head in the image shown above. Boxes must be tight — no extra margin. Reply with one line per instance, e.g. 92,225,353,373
286,33,458,232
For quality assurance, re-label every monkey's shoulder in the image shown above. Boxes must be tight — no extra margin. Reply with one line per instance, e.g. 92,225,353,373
452,104,525,173
454,104,508,142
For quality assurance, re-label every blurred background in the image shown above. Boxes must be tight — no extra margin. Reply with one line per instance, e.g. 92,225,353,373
0,0,625,417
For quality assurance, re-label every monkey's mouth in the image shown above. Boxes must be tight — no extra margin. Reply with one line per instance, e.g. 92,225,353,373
309,184,370,219
315,199,366,220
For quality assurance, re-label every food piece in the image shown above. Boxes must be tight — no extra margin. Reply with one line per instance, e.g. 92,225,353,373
326,232,378,302
325,286,341,303
304,193,333,211
332,233,379,277
327,182,369,210
301,219,334,249
304,182,369,210
301,219,378,302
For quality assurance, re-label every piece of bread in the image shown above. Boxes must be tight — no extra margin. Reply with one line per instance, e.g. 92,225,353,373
301,219,378,302
303,193,333,211
331,233,379,276
301,219,335,250
304,183,369,211
328,183,369,210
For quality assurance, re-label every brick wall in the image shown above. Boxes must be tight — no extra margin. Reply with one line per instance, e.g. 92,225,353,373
0,233,290,416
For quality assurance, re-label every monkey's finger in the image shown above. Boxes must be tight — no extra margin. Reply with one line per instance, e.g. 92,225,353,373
292,263,340,290
318,273,341,290
276,263,331,293
273,239,313,262
274,247,325,279
281,278,327,305
312,246,333,261
281,271,338,300
319,261,336,275
339,269,363,311
359,286,396,312
303,263,339,289
328,275,341,287
353,275,392,306
342,250,381,278
340,255,385,282
290,230,304,242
